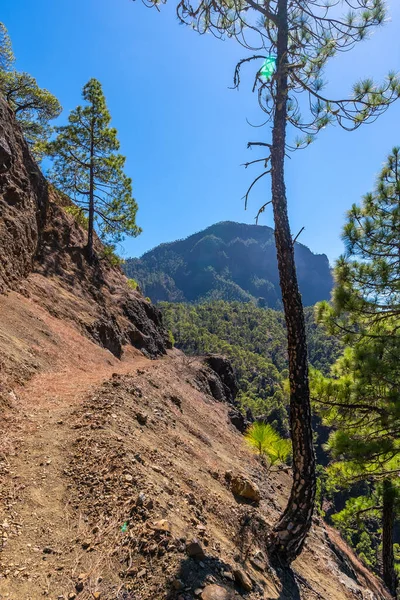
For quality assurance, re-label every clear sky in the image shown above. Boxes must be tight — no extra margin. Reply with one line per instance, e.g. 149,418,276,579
3,0,400,264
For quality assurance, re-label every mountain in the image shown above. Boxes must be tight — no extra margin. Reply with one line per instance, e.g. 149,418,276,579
123,221,333,307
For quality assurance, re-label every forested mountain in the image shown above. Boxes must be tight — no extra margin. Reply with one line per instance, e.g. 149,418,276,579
161,301,341,431
124,221,333,307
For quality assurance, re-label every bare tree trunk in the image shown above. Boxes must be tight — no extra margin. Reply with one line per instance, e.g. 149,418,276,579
268,0,316,564
86,122,95,264
382,479,397,596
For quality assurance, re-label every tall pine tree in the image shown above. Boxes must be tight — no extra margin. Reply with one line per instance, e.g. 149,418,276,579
133,0,400,562
0,22,13,72
314,148,400,595
48,78,141,263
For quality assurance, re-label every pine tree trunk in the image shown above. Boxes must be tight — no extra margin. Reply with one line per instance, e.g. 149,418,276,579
86,125,95,264
382,479,397,596
268,0,316,564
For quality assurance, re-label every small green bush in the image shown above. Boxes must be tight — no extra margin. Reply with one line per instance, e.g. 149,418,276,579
244,421,291,469
64,204,88,230
127,278,139,291
168,329,175,347
102,245,125,267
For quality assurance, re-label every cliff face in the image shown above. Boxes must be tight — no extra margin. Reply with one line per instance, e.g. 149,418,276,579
0,98,48,293
0,97,169,368
124,221,333,307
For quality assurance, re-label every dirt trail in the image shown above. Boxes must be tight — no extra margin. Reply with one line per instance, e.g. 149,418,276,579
0,296,392,600
0,338,155,600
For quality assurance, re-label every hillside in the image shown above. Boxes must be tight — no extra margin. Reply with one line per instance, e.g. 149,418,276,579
0,97,392,599
160,301,342,432
123,222,333,307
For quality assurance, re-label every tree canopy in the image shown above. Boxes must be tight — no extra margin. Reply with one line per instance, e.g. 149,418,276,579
313,148,400,595
0,22,13,72
319,147,400,339
0,21,61,161
47,78,141,262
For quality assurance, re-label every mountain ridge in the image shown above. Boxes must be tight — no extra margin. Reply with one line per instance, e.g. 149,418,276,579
124,221,333,307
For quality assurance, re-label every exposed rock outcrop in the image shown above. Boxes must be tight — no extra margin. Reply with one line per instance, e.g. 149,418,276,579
227,408,252,434
0,98,48,293
192,355,255,433
203,354,238,403
193,365,233,405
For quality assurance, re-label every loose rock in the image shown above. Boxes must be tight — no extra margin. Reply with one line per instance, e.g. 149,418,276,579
250,550,267,571
136,412,148,425
172,578,184,590
233,568,253,591
201,584,233,600
229,474,260,503
152,519,172,533
186,538,206,559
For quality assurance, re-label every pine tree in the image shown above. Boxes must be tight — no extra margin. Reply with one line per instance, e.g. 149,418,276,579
312,337,400,596
330,486,399,580
0,22,14,72
319,147,400,338
0,21,61,161
1,72,62,161
313,149,400,595
135,0,400,562
47,78,141,263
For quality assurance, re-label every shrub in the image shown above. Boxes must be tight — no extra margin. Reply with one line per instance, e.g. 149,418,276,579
64,204,88,230
127,278,139,291
102,245,125,267
244,421,291,469
168,329,175,347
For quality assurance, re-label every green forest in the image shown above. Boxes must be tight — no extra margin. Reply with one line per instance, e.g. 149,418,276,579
161,300,341,431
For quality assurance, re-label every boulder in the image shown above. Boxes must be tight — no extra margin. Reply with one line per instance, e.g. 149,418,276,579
201,584,233,600
186,538,206,559
229,473,260,503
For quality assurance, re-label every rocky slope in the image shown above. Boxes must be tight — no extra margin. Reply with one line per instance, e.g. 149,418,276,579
0,96,392,600
123,222,333,307
0,96,169,400
0,350,392,600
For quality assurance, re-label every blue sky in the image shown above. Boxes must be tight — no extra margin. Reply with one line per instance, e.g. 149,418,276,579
3,0,400,264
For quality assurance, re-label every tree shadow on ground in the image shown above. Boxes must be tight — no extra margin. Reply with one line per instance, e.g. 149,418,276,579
235,510,302,600
163,554,303,599
272,562,301,600
165,554,241,599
